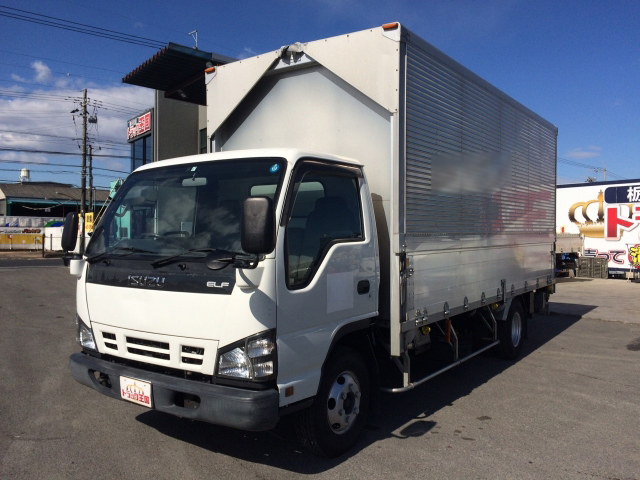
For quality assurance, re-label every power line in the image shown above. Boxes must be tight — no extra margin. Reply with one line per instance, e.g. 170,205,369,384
557,157,626,180
0,128,83,140
0,61,121,84
0,48,127,74
0,167,118,178
0,177,117,189
60,0,238,55
60,0,237,55
0,147,129,159
0,6,167,49
0,79,152,109
0,159,128,174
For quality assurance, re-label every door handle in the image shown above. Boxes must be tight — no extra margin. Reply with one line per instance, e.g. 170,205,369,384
357,280,370,295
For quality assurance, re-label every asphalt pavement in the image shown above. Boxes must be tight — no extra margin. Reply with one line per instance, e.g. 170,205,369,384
0,266,638,479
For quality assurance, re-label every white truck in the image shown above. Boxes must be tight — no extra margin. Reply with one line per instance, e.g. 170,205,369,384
65,23,557,456
557,180,640,276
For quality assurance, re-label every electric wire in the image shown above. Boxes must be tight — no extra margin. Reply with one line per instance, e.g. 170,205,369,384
0,6,166,49
0,159,129,173
0,48,126,74
0,147,129,159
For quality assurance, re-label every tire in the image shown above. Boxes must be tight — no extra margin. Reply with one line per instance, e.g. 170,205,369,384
294,346,370,457
496,300,525,360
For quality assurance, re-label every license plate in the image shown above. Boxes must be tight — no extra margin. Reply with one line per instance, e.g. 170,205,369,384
119,376,152,408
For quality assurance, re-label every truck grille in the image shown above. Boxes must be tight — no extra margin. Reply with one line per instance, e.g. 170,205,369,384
102,332,118,350
126,336,170,361
181,345,205,365
92,324,216,374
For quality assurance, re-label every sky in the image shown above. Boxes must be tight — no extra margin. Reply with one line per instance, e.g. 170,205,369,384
0,0,638,190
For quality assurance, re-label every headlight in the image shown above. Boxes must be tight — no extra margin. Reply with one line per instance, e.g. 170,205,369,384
217,331,276,381
76,315,96,351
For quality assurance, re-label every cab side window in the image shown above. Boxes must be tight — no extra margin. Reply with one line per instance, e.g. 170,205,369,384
286,172,363,288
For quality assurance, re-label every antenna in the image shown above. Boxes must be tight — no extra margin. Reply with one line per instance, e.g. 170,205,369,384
189,30,198,49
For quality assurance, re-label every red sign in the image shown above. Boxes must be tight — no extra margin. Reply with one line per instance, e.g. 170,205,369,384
127,111,152,141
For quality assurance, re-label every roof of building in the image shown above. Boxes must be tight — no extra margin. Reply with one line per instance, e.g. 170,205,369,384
122,43,235,105
0,181,110,203
557,178,640,188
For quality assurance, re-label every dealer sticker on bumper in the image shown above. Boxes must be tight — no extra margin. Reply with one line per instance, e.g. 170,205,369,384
120,376,152,408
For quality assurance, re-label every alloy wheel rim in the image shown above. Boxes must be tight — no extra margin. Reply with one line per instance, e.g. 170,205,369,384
326,370,361,434
511,312,522,347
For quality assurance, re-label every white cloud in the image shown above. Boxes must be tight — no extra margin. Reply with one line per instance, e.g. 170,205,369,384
565,146,602,159
10,73,27,83
0,151,49,164
31,61,53,83
237,47,258,60
0,78,154,184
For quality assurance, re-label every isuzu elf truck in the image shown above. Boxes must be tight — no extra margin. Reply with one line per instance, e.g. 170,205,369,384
65,23,556,456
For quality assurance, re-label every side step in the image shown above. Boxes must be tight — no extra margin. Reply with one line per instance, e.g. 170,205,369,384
380,340,499,393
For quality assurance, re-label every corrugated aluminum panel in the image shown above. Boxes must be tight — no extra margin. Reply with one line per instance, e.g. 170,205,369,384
404,42,556,243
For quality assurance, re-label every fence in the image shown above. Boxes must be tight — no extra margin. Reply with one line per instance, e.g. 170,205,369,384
577,257,609,279
0,226,83,253
0,216,63,227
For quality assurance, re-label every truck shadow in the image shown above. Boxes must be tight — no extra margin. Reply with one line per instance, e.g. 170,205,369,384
135,309,590,473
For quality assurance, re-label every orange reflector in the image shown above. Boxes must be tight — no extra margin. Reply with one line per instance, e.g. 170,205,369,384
382,22,399,30
204,66,216,74
285,387,294,397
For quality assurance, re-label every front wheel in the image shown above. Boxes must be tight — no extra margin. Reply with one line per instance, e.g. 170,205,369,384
496,300,525,360
294,347,370,457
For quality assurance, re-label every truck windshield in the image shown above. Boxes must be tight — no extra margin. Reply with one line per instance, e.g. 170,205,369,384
85,158,286,260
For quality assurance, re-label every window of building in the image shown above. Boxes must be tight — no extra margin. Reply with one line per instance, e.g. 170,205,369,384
131,134,153,171
199,128,207,154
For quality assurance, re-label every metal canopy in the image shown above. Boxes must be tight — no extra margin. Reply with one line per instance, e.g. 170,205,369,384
122,43,235,105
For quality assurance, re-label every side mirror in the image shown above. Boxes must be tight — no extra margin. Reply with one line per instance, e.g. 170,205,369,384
241,197,275,254
61,212,79,252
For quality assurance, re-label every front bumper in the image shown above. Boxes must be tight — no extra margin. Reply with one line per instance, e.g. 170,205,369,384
69,352,279,431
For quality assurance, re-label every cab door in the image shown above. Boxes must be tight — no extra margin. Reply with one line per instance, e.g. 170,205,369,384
275,160,378,405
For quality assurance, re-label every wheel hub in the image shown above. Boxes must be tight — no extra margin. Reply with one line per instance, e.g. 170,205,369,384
327,371,361,434
511,312,522,347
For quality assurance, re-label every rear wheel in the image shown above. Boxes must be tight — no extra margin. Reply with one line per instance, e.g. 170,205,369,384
496,301,525,360
294,347,370,457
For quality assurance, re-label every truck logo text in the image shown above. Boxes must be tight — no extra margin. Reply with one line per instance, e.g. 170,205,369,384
128,275,166,288
206,281,230,289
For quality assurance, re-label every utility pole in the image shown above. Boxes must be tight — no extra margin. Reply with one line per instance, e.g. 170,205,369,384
88,144,94,212
80,88,87,254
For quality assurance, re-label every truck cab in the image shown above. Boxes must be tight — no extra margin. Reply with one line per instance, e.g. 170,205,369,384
68,149,380,455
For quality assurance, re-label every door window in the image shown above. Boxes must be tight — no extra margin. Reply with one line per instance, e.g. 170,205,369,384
286,171,363,288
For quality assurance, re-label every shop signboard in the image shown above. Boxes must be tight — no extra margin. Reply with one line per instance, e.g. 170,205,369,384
557,180,640,273
127,109,153,142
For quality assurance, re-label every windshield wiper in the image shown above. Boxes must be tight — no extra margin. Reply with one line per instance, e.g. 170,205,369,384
87,246,157,264
151,248,257,269
151,248,222,268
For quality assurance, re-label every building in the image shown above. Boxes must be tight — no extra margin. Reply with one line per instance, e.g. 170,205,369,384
556,178,640,275
122,43,235,170
0,181,110,217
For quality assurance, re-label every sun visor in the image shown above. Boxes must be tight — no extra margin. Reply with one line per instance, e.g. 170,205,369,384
207,51,280,136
